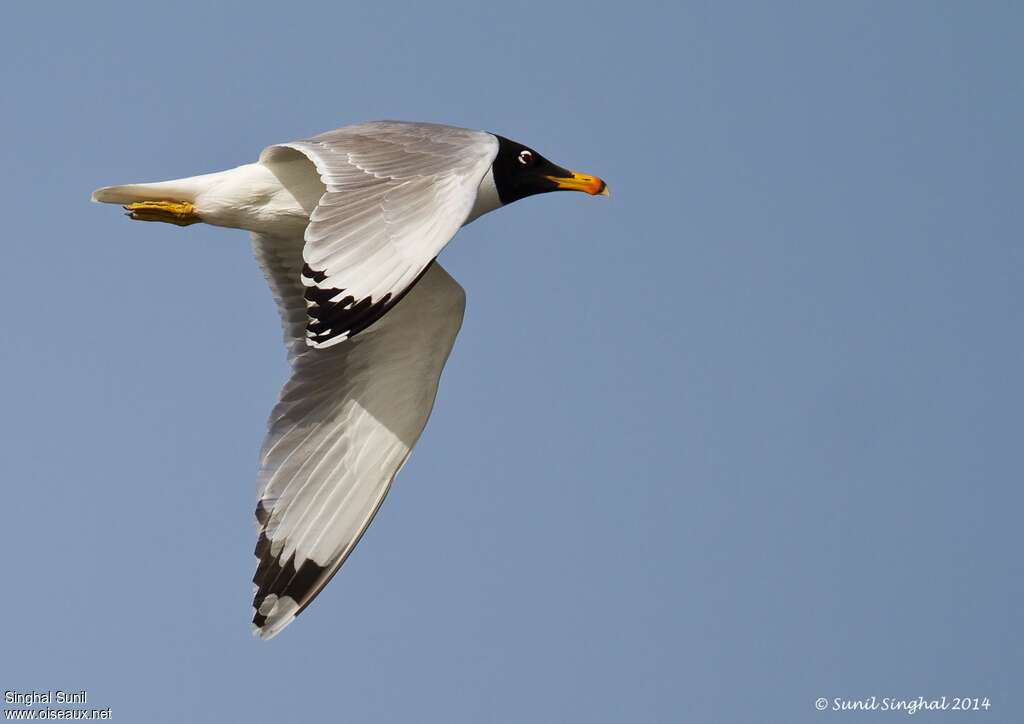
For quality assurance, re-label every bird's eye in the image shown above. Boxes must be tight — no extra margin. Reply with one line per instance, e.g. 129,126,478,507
517,150,534,166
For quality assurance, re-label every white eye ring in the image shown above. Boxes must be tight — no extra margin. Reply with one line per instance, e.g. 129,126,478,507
517,150,533,165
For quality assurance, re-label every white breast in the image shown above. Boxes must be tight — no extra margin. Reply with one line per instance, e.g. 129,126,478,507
462,166,503,226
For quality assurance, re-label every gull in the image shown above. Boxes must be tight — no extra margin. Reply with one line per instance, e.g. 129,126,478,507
92,120,608,639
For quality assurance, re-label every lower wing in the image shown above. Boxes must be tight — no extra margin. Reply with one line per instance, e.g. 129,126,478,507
249,232,466,639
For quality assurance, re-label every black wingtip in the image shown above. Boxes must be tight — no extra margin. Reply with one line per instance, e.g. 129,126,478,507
300,261,438,347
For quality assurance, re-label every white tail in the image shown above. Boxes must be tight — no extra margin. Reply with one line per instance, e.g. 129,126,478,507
90,171,226,205
91,161,322,235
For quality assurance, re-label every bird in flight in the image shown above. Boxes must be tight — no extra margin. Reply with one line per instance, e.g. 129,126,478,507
92,120,608,639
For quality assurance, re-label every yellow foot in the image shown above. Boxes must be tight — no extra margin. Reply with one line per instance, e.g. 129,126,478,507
124,200,201,226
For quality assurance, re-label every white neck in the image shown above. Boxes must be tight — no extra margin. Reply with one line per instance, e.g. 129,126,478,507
462,167,503,226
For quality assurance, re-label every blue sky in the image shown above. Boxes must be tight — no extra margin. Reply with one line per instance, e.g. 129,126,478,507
1,2,1021,722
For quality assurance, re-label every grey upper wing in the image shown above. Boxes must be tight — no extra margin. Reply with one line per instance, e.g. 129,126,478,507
259,121,495,349
249,231,466,639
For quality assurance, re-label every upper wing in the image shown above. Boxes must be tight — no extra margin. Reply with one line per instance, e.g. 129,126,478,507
259,121,495,349
250,232,466,639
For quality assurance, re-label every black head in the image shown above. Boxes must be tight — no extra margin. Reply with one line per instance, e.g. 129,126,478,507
491,135,608,205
